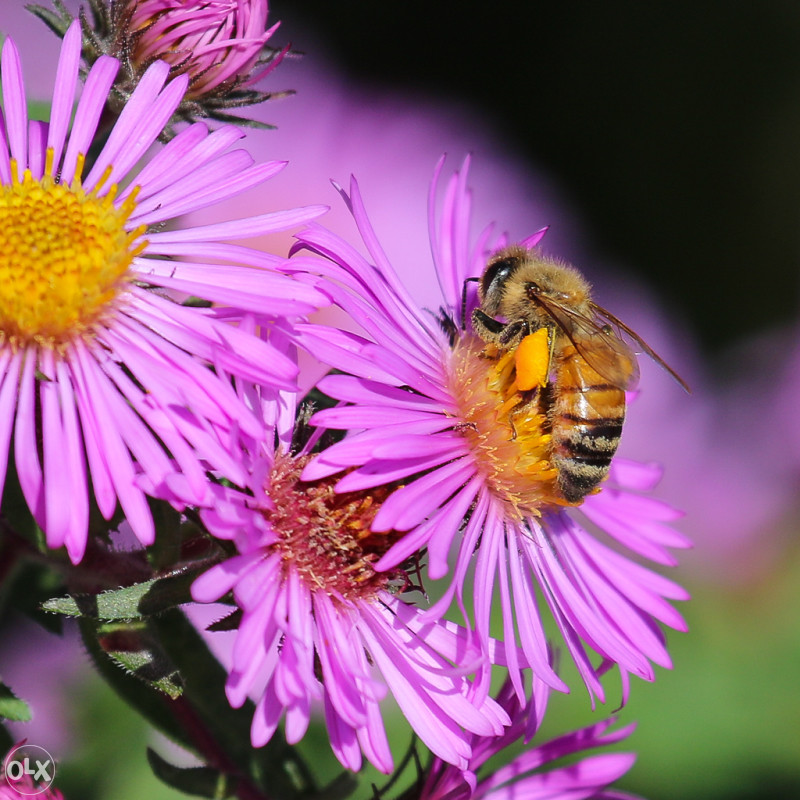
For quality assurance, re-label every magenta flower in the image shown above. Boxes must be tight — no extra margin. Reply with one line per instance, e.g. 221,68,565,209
293,157,691,705
421,682,641,800
189,380,512,775
125,0,284,99
30,0,290,129
0,23,326,563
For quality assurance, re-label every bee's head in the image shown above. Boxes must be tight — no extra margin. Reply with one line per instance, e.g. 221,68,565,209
478,245,592,320
479,246,526,315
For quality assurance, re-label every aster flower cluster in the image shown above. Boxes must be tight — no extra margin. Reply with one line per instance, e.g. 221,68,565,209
0,4,690,800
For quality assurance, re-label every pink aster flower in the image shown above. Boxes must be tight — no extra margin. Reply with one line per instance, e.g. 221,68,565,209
31,0,288,129
292,156,691,705
421,682,640,800
188,380,512,775
0,23,326,563
126,0,282,98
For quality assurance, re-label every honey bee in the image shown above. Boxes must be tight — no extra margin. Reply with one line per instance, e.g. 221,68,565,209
471,244,688,503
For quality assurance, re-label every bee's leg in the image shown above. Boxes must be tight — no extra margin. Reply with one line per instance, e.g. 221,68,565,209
507,388,539,441
461,277,480,331
435,309,459,346
471,308,506,343
498,319,529,347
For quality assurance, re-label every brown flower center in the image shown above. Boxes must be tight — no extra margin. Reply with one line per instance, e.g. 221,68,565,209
264,453,404,600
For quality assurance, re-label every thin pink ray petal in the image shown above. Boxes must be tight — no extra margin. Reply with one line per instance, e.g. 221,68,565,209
71,344,154,544
148,205,329,242
14,354,43,524
27,121,47,179
65,347,116,519
84,60,173,190
1,36,27,177
47,20,81,170
0,351,21,491
55,359,89,563
60,56,120,185
0,110,11,183
40,350,72,550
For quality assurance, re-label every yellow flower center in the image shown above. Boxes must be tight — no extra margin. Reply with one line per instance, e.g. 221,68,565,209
448,330,576,519
0,151,146,348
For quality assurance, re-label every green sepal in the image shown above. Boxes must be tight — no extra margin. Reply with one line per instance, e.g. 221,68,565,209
146,748,233,799
80,618,193,749
0,681,32,722
206,608,242,633
41,568,200,620
94,619,184,699
23,4,73,38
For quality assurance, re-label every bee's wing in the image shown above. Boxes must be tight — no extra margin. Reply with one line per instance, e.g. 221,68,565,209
590,302,691,393
532,296,640,390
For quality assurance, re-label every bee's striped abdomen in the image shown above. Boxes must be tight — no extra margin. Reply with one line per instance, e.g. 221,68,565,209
550,351,627,503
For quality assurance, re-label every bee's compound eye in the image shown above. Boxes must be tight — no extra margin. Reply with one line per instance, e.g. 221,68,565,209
481,257,519,299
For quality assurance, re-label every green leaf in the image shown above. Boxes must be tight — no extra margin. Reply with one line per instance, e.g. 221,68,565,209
147,748,233,799
0,681,31,722
84,608,319,798
42,569,200,620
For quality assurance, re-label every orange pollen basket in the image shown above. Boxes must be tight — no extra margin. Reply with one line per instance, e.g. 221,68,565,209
447,331,574,519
